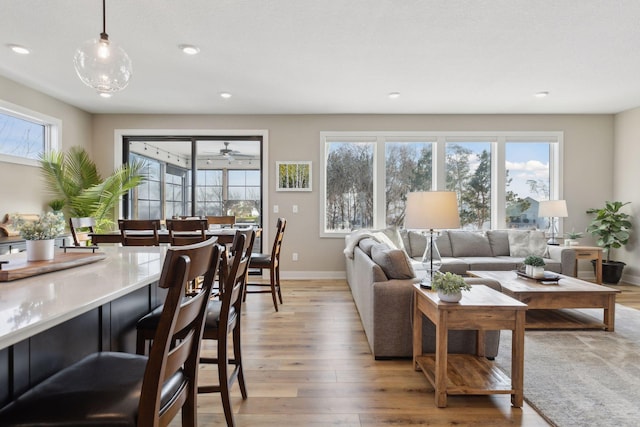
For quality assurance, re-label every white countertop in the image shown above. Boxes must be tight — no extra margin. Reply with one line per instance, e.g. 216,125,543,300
0,245,169,350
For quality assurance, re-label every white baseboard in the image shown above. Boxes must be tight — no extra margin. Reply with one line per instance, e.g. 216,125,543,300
621,272,640,286
278,271,346,280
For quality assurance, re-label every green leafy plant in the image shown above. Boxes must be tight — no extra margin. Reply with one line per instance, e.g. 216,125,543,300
586,201,632,262
47,199,65,212
430,272,471,295
523,255,545,267
565,229,584,240
11,212,65,240
39,147,145,232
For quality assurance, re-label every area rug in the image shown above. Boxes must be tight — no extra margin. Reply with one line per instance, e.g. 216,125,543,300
495,305,640,427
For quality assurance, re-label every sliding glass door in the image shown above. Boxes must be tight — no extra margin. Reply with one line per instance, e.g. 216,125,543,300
123,135,263,228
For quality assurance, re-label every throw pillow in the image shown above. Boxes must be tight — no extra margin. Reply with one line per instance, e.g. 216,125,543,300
371,243,415,280
508,231,530,257
508,230,548,257
448,231,493,257
379,226,406,252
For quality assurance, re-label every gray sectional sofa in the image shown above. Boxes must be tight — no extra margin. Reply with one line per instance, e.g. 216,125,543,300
344,228,577,359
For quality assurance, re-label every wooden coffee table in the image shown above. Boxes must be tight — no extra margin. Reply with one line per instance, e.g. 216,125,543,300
467,270,620,331
413,284,527,408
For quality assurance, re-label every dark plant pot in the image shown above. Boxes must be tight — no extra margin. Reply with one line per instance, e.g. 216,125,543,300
591,259,626,284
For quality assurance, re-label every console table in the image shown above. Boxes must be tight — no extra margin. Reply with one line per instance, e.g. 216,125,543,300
412,284,527,408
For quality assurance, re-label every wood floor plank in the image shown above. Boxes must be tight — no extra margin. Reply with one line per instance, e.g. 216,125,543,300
174,278,640,426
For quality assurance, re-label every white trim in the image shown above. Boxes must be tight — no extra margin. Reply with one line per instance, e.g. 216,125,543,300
279,270,346,280
0,99,61,167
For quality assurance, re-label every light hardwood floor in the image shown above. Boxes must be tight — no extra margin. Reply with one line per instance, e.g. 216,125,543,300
182,279,608,426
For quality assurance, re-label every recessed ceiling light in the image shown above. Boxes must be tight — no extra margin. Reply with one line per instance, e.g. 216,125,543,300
388,92,401,99
99,92,112,98
220,92,232,99
8,44,30,55
179,44,200,55
535,91,549,98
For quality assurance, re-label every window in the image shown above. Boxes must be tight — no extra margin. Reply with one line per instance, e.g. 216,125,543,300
323,139,375,232
445,141,492,230
505,141,552,231
0,101,60,166
321,132,562,236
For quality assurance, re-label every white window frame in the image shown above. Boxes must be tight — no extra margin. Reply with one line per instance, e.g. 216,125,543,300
0,100,61,167
320,131,563,238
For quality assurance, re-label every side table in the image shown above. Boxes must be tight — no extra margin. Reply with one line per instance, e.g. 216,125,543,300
572,246,603,284
412,284,527,408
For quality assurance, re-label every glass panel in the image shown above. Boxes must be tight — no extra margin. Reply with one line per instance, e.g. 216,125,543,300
505,142,551,230
385,141,433,227
0,113,45,160
445,142,492,230
325,141,374,232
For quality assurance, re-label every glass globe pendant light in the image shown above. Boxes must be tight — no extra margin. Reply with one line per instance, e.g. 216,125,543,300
73,0,132,96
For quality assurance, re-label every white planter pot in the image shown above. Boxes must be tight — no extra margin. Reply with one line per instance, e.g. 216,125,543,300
531,266,545,278
437,290,462,303
26,239,55,261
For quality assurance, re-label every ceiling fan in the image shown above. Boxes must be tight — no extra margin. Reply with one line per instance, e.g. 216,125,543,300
208,142,255,162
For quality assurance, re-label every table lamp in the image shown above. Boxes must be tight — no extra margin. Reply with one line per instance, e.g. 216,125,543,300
538,200,568,245
404,191,460,284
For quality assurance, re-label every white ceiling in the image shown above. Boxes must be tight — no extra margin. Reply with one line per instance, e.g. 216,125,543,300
2,0,640,115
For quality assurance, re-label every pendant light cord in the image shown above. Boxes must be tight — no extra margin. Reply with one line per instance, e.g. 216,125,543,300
100,0,108,40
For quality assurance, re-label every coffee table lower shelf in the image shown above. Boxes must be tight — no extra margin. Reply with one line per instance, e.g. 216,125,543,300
416,354,514,395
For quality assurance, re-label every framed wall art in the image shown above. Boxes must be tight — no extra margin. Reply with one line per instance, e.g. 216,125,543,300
276,161,312,192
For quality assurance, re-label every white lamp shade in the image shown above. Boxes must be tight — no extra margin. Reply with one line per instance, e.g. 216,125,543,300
404,191,460,230
538,200,568,218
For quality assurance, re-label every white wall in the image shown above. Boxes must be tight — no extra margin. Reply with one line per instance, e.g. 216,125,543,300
0,75,92,214
92,114,615,278
613,108,640,284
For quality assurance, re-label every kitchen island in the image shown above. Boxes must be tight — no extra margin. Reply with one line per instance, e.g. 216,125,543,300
0,245,170,406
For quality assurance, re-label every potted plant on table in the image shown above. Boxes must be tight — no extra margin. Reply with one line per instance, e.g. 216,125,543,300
586,201,633,284
523,255,546,278
11,212,65,261
564,229,584,246
431,271,471,303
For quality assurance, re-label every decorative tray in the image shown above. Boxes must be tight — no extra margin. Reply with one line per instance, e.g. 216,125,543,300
0,251,106,282
515,270,560,282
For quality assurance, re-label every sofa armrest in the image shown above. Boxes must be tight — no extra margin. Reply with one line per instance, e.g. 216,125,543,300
546,245,577,276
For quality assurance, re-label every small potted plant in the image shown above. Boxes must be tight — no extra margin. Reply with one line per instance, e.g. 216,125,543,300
564,229,584,246
11,212,65,261
431,271,471,303
523,255,545,278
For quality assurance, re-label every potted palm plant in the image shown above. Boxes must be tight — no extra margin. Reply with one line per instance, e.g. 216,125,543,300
586,201,632,284
431,272,471,303
39,147,145,232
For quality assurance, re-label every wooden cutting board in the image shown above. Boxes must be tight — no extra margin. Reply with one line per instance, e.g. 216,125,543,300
0,251,107,282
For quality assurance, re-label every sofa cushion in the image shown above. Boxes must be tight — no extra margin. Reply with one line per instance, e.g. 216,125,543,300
448,231,492,257
486,230,511,256
371,243,415,280
358,238,379,257
379,227,406,252
508,230,548,257
463,257,518,271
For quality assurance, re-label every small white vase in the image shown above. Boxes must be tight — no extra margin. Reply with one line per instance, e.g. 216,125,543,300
531,266,545,278
437,290,462,303
26,239,55,261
